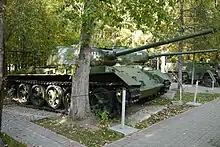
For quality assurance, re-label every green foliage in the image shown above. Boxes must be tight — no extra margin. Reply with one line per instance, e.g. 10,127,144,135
4,0,81,67
92,0,178,47
168,0,220,61
5,0,220,67
5,0,57,49
0,133,26,147
97,110,110,125
56,0,179,48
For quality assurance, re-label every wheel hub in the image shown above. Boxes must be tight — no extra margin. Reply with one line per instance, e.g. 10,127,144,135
46,85,63,109
17,84,29,104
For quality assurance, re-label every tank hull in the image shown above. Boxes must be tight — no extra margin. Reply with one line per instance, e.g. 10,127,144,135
146,70,172,93
6,65,165,117
166,62,220,87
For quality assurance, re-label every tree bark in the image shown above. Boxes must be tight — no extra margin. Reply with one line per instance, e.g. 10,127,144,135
69,0,95,120
178,0,184,88
0,0,4,131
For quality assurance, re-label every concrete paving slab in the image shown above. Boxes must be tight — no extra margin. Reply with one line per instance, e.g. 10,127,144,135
145,105,167,115
186,102,202,106
2,106,85,147
126,105,166,127
110,124,139,135
161,90,177,99
126,109,151,127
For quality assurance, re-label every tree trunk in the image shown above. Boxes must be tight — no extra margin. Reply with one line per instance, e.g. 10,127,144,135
69,0,95,120
0,0,4,131
178,0,184,88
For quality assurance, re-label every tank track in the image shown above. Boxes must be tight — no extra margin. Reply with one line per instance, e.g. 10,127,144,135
6,78,141,117
13,79,72,86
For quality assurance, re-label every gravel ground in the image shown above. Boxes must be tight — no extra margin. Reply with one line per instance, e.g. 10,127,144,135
3,104,59,121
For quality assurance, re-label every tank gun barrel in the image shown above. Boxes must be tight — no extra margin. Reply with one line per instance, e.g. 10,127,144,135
132,49,219,64
148,49,219,59
113,28,215,57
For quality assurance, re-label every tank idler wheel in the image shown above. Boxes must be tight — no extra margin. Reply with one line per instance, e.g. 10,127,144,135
30,85,46,107
63,89,71,112
159,91,165,96
202,76,219,87
7,84,16,99
17,83,30,104
46,85,63,109
90,87,114,117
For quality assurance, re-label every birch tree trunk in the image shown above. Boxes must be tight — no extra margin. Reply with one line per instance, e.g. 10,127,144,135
69,0,95,120
0,0,4,131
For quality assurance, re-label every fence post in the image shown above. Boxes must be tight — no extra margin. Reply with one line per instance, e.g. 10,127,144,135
121,88,126,129
186,80,201,106
193,80,199,103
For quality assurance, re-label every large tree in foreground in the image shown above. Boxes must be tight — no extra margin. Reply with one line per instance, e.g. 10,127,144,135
69,0,95,120
68,0,178,120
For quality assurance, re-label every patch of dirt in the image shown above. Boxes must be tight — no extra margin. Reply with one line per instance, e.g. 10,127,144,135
34,116,124,147
52,114,100,131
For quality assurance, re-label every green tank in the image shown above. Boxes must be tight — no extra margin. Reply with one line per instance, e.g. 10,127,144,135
166,58,220,87
120,49,218,94
6,28,215,116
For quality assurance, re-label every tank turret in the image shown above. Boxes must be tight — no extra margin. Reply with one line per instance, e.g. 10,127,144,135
90,28,215,66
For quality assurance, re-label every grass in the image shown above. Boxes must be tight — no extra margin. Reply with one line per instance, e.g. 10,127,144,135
135,92,220,129
135,105,192,129
173,92,220,103
145,92,220,106
34,117,124,147
0,133,26,147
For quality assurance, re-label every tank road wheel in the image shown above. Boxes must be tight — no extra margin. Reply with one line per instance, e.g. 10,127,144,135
202,75,212,87
182,72,189,84
30,85,46,107
17,84,30,104
63,89,71,111
46,85,63,109
90,88,114,117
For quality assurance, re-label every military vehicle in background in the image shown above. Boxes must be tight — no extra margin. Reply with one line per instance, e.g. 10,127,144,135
118,49,219,94
165,59,220,87
6,29,215,116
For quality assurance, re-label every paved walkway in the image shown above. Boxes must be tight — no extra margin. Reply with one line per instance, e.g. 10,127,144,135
2,105,85,147
106,98,220,147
